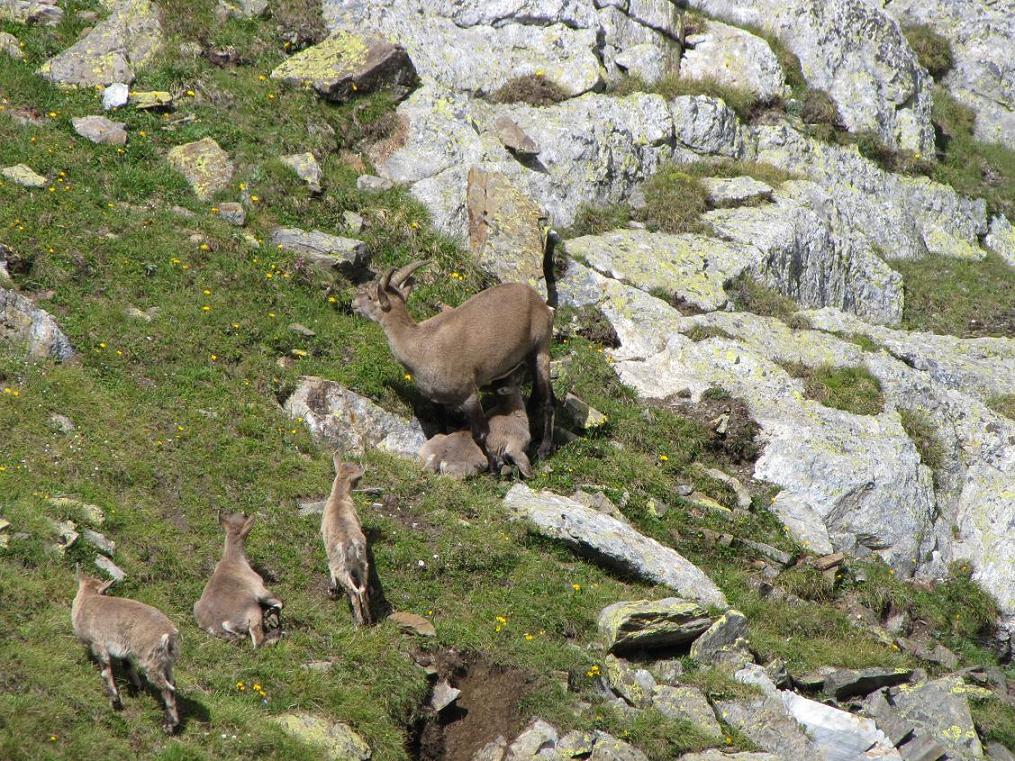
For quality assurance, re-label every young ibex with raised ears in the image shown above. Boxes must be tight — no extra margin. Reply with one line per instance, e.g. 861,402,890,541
193,512,283,648
72,571,181,734
352,261,555,472
322,455,371,625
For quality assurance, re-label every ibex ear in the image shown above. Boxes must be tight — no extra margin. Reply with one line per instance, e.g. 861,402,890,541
241,514,256,537
375,282,390,312
97,579,115,595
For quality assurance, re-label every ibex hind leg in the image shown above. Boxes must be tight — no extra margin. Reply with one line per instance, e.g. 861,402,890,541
531,347,555,460
92,646,122,709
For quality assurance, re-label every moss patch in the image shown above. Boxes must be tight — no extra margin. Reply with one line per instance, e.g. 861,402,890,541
487,75,570,106
781,363,885,416
903,24,954,80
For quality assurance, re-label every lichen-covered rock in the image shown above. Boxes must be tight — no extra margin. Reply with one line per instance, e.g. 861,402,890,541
1,287,75,361
985,215,1015,268
505,484,727,607
273,712,371,760
670,95,749,159
270,32,417,103
37,0,162,87
129,91,172,110
466,168,545,287
604,655,656,708
651,685,723,738
0,0,61,24
883,0,1015,150
507,718,558,759
214,0,267,21
284,376,425,459
598,598,712,653
681,20,785,100
281,152,323,194
166,138,234,201
689,609,749,661
891,677,984,761
271,227,368,278
717,697,816,760
682,0,934,153
0,31,24,59
701,175,773,208
752,124,988,263
2,164,47,188
72,115,127,146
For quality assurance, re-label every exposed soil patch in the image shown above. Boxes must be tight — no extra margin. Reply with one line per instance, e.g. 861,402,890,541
413,655,537,761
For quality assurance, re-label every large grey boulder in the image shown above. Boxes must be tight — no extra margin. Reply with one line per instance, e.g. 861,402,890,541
717,697,816,760
883,0,1015,150
681,19,785,101
504,484,727,608
670,95,750,159
270,32,417,103
271,228,369,278
0,0,61,24
891,677,985,761
37,0,162,86
598,598,712,653
284,376,426,459
682,0,934,153
1,288,75,361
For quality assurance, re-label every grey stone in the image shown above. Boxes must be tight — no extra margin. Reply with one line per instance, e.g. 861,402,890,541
507,718,557,760
692,464,752,510
0,0,62,25
690,609,749,661
891,677,985,761
166,138,234,201
652,685,723,738
493,115,539,156
271,32,417,103
1,287,75,361
985,214,1015,268
357,174,393,193
37,0,162,86
102,83,129,110
862,689,915,748
506,484,727,607
736,539,793,567
986,743,1015,761
562,394,607,430
598,598,713,652
273,712,371,760
825,667,914,700
717,696,816,760
48,413,75,433
430,679,460,712
735,664,778,696
0,31,23,59
216,202,245,226
343,211,364,234
94,555,126,582
297,497,327,516
681,20,785,100
214,0,267,21
47,497,104,525
701,176,774,208
474,736,507,761
3,164,47,188
678,753,780,761
604,655,656,707
388,611,436,637
271,227,369,278
588,731,650,761
780,690,902,761
82,528,115,556
466,167,545,287
670,95,749,159
72,115,127,146
282,152,323,193
284,376,426,459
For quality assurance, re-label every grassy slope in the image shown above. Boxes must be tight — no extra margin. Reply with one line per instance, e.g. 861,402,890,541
1,3,1013,759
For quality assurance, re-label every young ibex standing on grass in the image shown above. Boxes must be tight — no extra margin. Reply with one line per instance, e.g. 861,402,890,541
322,455,371,625
193,512,283,648
352,261,555,472
71,571,181,734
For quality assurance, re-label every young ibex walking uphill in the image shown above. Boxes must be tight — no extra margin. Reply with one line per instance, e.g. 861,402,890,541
194,512,283,648
322,455,371,625
352,261,555,471
72,571,181,734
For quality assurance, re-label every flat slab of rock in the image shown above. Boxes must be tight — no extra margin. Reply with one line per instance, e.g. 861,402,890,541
492,115,538,156
690,609,749,661
717,697,815,760
652,685,723,738
387,611,435,637
94,555,126,581
598,598,712,653
271,227,368,278
130,90,172,110
701,176,774,208
282,152,323,193
3,164,47,188
0,0,62,24
166,138,234,201
271,31,416,102
891,677,984,761
824,667,913,700
37,0,162,86
466,167,545,287
780,690,901,761
72,115,127,146
284,376,425,459
273,712,370,760
505,484,727,608
1,287,75,361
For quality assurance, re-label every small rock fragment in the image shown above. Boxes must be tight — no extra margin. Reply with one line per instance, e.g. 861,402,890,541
824,667,913,700
430,679,460,712
273,712,371,761
166,138,234,200
297,497,327,516
737,538,794,567
215,201,246,226
47,518,78,553
48,413,75,433
563,393,608,429
2,164,47,188
357,174,393,193
82,528,115,556
272,227,369,278
388,611,436,637
94,554,126,581
507,719,557,759
102,83,130,110
690,609,749,662
47,497,104,525
473,736,507,761
289,323,316,337
72,115,127,146
0,32,24,60
282,152,323,194
492,114,539,155
343,210,364,234
130,91,173,110
125,304,160,322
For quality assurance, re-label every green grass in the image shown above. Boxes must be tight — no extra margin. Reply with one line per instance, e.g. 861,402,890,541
639,165,710,235
987,395,1015,420
609,73,762,123
781,364,885,416
727,273,799,321
903,24,954,80
890,253,1015,338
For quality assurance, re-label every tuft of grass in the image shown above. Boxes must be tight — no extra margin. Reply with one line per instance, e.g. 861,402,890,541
890,253,1015,338
799,89,840,128
782,363,885,416
685,325,734,342
679,158,797,188
898,409,946,483
639,165,710,235
776,566,837,602
986,394,1015,420
726,273,799,321
903,24,954,79
564,203,633,238
833,332,887,354
972,696,1015,751
487,75,570,106
609,73,763,123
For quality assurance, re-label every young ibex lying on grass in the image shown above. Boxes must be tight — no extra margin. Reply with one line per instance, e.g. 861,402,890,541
322,455,371,625
419,381,533,478
72,571,181,734
352,261,555,472
193,512,283,648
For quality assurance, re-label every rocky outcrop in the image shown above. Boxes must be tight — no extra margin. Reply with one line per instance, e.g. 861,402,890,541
166,138,234,201
891,677,985,760
37,0,162,87
504,484,727,608
883,0,1015,150
270,32,417,103
681,19,785,101
598,598,712,653
284,376,425,459
682,0,934,154
1,288,75,361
